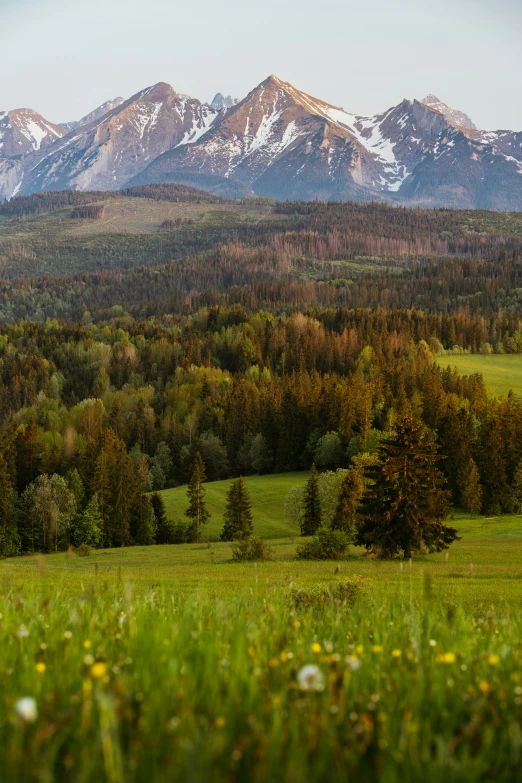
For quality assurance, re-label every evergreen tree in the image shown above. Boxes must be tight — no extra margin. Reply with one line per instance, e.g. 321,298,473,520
301,464,322,536
512,459,522,513
15,417,40,493
477,411,510,514
0,452,18,558
92,429,134,547
221,476,254,541
151,492,177,544
71,494,102,548
331,467,363,536
67,468,85,511
185,451,209,542
129,457,156,545
356,415,457,558
457,457,483,516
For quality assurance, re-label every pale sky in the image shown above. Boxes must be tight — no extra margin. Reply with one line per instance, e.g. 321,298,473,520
2,0,521,130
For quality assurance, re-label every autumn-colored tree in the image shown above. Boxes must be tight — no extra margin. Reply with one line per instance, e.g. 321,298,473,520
185,452,210,542
356,415,457,558
221,476,253,541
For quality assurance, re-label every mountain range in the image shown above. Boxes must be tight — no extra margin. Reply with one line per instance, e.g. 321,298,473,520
1,76,521,209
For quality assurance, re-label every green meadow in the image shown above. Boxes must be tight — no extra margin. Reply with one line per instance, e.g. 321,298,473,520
437,353,522,397
1,510,522,782
160,471,308,540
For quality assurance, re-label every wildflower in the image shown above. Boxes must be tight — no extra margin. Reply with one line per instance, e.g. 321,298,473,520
391,649,402,658
345,655,360,671
90,662,107,679
64,631,72,640
372,645,383,654
437,652,456,664
84,640,91,649
15,697,38,723
311,643,322,654
84,654,94,666
297,664,325,691
487,654,500,666
248,646,256,657
16,625,29,639
35,662,46,674
215,716,226,728
479,681,491,694
118,613,126,625
356,645,364,655
429,639,437,647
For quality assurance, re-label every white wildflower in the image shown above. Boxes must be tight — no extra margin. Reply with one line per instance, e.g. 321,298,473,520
15,697,38,723
297,664,325,692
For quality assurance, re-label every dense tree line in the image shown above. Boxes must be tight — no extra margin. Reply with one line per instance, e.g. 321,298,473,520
1,304,522,557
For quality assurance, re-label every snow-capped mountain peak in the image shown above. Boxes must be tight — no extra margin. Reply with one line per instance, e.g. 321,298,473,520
421,94,476,130
1,76,521,210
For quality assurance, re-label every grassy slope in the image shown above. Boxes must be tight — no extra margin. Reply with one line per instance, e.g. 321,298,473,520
160,471,308,540
437,353,522,397
2,512,522,604
0,197,267,277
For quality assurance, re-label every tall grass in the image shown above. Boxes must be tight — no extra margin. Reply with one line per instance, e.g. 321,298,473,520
1,573,521,782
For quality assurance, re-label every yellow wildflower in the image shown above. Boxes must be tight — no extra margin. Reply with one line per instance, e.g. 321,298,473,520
247,646,256,657
391,649,402,658
311,643,322,654
479,681,491,694
372,645,383,654
35,662,46,674
356,645,364,655
90,662,107,679
215,716,226,728
487,654,500,666
437,652,456,664
84,640,91,649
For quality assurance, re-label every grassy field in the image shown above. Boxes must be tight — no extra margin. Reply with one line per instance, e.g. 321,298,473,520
2,512,522,602
1,511,522,781
437,353,522,397
160,472,307,540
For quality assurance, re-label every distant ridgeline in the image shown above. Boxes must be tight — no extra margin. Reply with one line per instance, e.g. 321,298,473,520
0,183,226,218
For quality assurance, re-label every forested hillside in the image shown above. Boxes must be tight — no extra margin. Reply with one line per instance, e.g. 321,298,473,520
0,194,522,558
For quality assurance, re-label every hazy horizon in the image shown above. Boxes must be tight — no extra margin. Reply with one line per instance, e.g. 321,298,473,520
2,0,521,130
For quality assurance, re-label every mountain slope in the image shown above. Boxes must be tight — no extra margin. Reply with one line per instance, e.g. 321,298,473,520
60,97,125,132
18,83,218,195
0,109,65,158
421,94,476,130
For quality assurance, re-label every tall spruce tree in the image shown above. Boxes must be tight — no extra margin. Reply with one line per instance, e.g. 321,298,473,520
457,457,483,516
221,476,254,541
300,464,322,536
0,452,18,558
356,415,457,557
151,492,176,544
185,452,210,542
331,467,363,536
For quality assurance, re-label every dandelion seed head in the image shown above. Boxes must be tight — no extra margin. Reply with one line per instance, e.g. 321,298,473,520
15,697,38,723
297,664,325,691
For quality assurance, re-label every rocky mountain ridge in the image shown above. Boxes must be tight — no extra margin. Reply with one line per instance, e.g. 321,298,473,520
1,77,521,209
